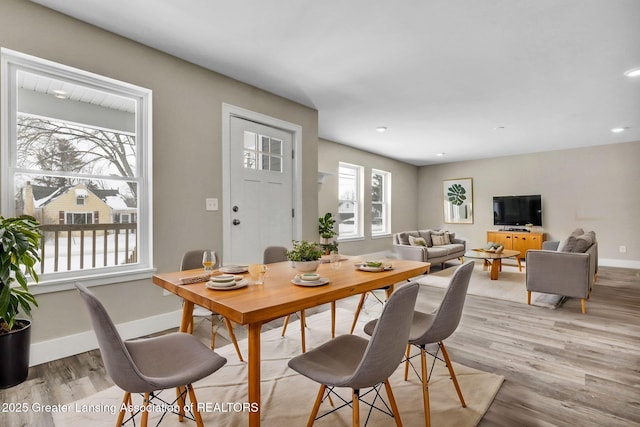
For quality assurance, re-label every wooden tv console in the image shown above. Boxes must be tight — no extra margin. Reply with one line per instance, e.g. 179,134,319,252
486,230,545,259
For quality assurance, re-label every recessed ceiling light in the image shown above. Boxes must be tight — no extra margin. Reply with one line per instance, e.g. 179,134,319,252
494,126,505,130
610,127,627,133
436,152,445,157
375,126,387,133
53,90,68,99
624,67,640,77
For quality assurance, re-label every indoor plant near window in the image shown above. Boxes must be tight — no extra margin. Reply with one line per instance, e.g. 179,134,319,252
286,240,323,273
318,212,338,254
0,215,41,389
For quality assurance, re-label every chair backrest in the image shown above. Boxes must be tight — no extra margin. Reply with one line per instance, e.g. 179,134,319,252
346,281,419,389
75,283,152,392
180,249,220,271
263,246,288,264
412,260,474,345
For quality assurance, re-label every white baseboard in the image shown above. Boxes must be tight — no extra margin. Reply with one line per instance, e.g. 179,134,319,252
599,258,640,269
29,310,182,367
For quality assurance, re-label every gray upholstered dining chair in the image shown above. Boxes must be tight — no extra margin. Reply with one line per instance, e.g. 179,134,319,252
288,281,419,426
181,249,244,361
364,260,474,427
75,283,227,427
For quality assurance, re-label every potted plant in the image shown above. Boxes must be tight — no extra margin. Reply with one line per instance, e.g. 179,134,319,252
0,215,41,389
318,213,338,243
286,240,323,273
318,213,338,254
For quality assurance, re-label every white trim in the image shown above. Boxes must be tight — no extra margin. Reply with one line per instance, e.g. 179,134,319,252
29,309,182,366
221,103,303,260
599,258,640,269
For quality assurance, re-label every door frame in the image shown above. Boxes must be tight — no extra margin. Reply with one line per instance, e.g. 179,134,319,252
221,103,302,261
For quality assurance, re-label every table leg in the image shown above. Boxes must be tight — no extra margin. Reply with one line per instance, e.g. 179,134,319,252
385,284,395,299
248,322,262,427
516,257,523,272
490,259,501,280
180,301,194,333
330,301,336,338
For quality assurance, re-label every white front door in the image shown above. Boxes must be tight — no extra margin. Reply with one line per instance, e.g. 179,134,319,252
227,116,294,264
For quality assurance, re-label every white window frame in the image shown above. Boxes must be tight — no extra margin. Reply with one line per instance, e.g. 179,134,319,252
338,162,364,241
1,49,154,292
371,169,391,237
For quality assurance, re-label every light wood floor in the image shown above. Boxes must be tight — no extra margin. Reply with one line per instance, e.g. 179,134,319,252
2,266,639,426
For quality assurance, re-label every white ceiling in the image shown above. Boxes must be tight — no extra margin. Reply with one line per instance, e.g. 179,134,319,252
31,0,640,166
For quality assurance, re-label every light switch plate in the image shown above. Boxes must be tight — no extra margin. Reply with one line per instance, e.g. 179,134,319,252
205,198,218,211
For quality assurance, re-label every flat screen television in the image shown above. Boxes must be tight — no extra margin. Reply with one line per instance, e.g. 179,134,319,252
493,195,542,227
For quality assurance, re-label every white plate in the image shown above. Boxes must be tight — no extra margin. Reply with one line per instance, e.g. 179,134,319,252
357,265,393,272
220,265,249,274
210,274,236,283
206,279,248,290
291,277,330,287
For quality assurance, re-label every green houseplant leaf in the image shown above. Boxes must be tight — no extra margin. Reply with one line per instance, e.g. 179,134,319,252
318,212,338,239
0,215,41,333
286,240,323,262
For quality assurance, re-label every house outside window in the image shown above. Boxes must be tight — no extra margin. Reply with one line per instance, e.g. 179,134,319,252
1,49,153,287
371,169,391,236
338,162,363,240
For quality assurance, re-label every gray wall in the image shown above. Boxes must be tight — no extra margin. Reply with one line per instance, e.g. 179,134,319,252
417,140,640,266
318,139,418,255
1,0,319,344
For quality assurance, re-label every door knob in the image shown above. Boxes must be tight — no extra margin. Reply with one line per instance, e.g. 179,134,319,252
232,219,241,226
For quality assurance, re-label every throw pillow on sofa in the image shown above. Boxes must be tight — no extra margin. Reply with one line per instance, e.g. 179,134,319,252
431,231,452,246
558,230,595,253
409,235,427,246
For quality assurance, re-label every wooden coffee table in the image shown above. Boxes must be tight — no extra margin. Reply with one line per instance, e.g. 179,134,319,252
464,249,522,280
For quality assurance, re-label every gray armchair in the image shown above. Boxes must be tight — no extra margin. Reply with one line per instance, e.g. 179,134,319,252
526,234,597,314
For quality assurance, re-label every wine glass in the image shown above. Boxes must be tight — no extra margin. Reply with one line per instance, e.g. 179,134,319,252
330,251,343,270
202,250,216,274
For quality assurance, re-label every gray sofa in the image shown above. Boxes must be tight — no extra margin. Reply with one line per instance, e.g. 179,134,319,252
393,229,466,268
525,228,597,314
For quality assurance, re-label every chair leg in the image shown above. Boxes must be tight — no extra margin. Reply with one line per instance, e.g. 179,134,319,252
141,392,150,427
527,291,532,305
350,293,367,334
307,384,326,427
187,384,205,427
177,385,186,420
420,347,431,427
222,317,244,361
352,389,360,427
300,310,307,353
404,344,411,381
439,342,466,407
116,392,131,426
581,298,586,314
384,379,403,427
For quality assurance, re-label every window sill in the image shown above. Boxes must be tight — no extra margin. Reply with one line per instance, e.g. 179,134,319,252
371,233,392,240
337,236,365,243
28,267,157,295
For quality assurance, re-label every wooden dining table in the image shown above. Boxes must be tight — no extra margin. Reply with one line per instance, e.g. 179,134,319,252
152,257,430,426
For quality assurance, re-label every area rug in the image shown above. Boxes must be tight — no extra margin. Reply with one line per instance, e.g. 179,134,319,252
415,261,565,308
53,307,503,426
